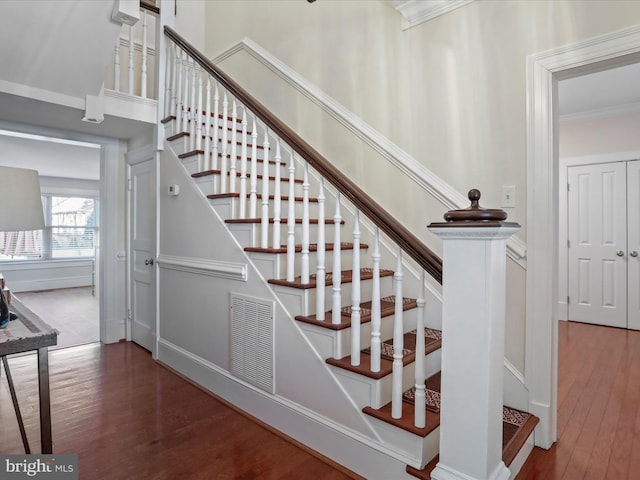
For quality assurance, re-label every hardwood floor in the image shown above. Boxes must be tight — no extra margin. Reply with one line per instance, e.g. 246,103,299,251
0,342,359,479
4,320,635,479
517,320,640,479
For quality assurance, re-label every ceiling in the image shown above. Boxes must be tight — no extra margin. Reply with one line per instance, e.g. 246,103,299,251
559,61,640,120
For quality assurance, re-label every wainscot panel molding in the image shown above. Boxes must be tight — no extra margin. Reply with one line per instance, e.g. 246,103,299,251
213,38,527,268
157,254,248,281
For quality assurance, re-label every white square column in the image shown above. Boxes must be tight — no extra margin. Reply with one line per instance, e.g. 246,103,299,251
428,189,520,480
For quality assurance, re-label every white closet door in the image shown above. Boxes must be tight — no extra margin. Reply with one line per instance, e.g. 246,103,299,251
627,160,640,330
568,162,627,328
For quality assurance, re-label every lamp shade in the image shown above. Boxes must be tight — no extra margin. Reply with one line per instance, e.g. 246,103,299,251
0,166,45,232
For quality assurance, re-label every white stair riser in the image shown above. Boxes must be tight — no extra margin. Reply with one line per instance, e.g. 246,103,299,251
194,175,295,199
300,308,428,360
270,275,395,317
248,249,368,281
329,347,442,409
227,221,351,250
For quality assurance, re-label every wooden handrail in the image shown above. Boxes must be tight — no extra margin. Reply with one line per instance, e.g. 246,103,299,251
164,26,443,284
141,0,160,15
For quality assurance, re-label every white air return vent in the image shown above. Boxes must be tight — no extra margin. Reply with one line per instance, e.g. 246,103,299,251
230,293,275,393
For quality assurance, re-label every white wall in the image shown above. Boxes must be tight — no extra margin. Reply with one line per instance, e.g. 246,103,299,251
173,0,640,372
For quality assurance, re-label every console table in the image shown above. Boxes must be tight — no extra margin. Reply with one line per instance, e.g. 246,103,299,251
0,296,58,453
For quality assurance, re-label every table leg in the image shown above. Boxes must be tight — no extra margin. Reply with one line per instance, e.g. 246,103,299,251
1,355,31,453
37,347,52,454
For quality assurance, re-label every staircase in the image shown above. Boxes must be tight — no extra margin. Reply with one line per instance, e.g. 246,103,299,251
158,27,538,479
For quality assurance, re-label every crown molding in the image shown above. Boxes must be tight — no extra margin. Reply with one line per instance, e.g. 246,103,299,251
559,100,640,124
389,0,475,30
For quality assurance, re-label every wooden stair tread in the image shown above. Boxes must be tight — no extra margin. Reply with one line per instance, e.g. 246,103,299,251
327,334,441,379
208,193,319,203
226,217,341,225
179,149,273,160
405,410,539,478
297,296,419,330
245,242,366,254
193,170,303,183
268,268,393,289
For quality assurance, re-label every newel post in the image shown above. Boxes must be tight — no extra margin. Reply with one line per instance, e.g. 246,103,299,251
428,189,520,480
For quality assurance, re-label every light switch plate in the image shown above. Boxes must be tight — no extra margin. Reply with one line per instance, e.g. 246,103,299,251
501,185,516,208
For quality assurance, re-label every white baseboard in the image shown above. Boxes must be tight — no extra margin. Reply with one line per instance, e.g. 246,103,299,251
157,338,418,480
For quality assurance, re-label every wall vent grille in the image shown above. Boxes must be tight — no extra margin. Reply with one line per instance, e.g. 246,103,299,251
230,293,274,393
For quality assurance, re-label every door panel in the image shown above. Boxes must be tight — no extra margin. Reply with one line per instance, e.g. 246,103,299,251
130,159,156,351
628,160,640,330
568,162,627,327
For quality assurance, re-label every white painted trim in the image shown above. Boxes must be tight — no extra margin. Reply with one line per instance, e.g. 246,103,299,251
0,79,84,110
157,254,248,281
526,23,640,449
389,0,475,31
212,38,527,268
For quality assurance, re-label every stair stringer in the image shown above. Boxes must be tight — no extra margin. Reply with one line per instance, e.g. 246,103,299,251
157,142,436,477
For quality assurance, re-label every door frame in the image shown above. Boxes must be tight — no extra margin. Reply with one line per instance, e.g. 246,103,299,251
526,24,640,449
559,153,640,321
126,144,159,357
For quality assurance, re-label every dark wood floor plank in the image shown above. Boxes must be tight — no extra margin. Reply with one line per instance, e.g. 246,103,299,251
1,342,359,479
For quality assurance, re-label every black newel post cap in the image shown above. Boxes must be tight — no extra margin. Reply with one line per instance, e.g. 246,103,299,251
428,189,520,228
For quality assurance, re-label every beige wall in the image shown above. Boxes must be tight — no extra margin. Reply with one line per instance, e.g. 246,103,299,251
171,0,640,372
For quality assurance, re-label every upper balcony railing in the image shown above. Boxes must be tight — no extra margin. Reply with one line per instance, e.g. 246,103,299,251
104,1,160,100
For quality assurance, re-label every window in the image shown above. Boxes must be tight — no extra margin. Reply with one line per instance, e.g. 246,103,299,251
0,195,98,261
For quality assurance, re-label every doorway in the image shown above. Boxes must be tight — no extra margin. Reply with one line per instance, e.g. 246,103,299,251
526,25,640,449
566,160,640,329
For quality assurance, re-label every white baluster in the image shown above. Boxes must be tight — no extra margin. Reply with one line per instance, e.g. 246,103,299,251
181,56,189,134
350,210,361,367
203,78,212,170
220,93,229,194
211,86,220,172
260,130,270,249
175,50,183,134
189,63,197,151
114,43,121,92
249,120,258,217
238,108,248,219
391,249,404,419
141,10,148,98
316,179,326,320
170,44,177,117
301,163,310,284
195,68,204,171
164,41,172,116
286,151,296,282
128,25,134,95
229,101,238,193
370,227,382,372
331,195,342,325
272,140,282,249
414,270,427,428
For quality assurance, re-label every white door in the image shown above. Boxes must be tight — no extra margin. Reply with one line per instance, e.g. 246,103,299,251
568,162,627,328
627,160,640,330
129,158,156,351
